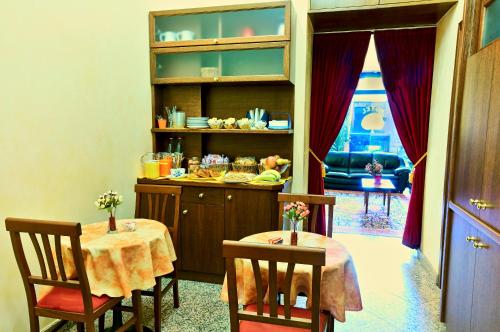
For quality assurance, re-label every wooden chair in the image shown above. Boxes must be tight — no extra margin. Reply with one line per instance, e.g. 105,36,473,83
5,217,139,332
134,184,181,332
223,240,330,332
278,193,336,237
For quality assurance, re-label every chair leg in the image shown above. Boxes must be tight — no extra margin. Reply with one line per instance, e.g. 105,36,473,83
154,277,162,332
327,314,335,332
86,321,95,332
77,323,84,332
173,271,180,308
98,315,105,332
29,313,40,332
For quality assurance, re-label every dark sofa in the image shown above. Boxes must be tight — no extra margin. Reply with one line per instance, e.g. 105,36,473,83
324,151,410,193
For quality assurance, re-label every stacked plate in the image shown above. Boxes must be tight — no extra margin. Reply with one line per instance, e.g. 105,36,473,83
187,117,209,129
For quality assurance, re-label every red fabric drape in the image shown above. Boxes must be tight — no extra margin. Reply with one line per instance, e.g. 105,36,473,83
374,28,436,249
308,32,371,235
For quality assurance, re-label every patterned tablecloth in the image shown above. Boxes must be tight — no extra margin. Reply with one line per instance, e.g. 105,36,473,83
220,231,363,322
59,218,176,298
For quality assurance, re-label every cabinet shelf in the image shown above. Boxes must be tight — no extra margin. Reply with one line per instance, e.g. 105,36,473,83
152,128,293,134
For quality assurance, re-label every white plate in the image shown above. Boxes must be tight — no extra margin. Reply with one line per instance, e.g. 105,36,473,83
187,125,209,129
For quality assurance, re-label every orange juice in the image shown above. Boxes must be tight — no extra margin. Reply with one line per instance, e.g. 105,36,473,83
159,156,173,177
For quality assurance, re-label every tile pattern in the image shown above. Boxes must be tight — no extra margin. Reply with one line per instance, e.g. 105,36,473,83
62,234,445,331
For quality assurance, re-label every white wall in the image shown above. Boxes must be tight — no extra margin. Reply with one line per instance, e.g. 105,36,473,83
0,0,310,330
421,0,464,274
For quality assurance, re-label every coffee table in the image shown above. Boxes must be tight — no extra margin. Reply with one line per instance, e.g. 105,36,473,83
361,178,396,216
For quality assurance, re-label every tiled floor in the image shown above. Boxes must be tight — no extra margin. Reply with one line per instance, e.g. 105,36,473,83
332,233,446,332
63,233,445,331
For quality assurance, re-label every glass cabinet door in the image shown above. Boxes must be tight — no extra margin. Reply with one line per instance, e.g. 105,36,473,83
152,43,289,83
150,2,289,47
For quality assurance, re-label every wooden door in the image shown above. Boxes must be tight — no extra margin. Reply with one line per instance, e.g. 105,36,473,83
451,44,496,214
479,40,500,229
444,214,477,332
180,201,225,275
224,189,279,241
470,227,500,332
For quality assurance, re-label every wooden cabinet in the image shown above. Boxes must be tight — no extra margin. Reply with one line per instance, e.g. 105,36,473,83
444,214,477,332
151,42,290,84
180,200,225,275
442,6,499,331
451,43,495,218
444,212,500,332
138,179,285,282
225,189,279,241
149,2,290,48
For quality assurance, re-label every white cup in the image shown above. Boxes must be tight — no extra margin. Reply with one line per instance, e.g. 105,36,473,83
159,31,177,42
177,30,195,41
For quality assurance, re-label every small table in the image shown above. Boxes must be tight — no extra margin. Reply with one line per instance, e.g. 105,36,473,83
60,219,177,331
361,178,395,216
220,231,363,322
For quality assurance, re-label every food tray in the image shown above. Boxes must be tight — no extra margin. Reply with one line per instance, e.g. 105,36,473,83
231,163,258,174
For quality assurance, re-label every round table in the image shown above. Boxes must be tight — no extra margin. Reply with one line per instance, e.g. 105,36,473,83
60,218,176,298
221,231,363,322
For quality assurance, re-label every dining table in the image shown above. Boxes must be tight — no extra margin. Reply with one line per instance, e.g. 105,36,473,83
220,230,363,322
58,218,177,331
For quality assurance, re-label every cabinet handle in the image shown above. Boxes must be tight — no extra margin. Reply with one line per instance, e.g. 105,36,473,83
213,76,219,82
213,39,218,44
473,241,489,249
476,202,492,210
182,210,188,215
227,195,233,201
469,198,480,206
198,193,205,199
466,236,479,243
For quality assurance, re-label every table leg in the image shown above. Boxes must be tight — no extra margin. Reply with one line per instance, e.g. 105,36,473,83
364,191,369,214
383,192,386,206
132,290,143,332
387,193,391,216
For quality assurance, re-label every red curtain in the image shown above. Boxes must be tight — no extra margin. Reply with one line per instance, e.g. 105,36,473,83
309,32,371,235
374,28,436,249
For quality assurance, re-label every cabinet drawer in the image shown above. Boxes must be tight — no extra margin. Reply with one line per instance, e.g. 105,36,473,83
182,187,225,205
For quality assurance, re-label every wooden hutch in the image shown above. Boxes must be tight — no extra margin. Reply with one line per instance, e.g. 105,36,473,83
138,1,293,283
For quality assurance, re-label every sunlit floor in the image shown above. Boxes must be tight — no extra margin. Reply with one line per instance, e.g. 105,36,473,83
333,233,445,331
63,233,445,331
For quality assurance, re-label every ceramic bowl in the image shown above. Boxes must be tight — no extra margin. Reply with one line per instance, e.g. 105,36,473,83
170,168,186,178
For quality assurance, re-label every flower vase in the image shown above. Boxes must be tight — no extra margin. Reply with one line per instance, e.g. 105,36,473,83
108,215,117,233
290,219,298,246
374,174,382,185
157,119,167,129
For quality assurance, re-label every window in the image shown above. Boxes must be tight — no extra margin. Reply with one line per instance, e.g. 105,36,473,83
331,36,410,164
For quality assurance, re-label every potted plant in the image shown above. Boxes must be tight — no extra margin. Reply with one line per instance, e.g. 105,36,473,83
156,114,167,129
95,190,123,233
283,201,310,245
365,160,384,185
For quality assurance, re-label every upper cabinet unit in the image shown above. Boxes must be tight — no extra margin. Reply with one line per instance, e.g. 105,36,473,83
151,42,289,84
149,1,290,48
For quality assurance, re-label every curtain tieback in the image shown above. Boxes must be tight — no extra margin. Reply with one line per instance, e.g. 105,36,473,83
309,148,326,178
409,152,427,184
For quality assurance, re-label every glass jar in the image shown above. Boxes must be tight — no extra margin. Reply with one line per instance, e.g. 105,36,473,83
141,153,160,179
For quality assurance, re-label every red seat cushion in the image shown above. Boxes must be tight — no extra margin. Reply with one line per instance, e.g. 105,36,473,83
37,287,111,313
240,304,328,332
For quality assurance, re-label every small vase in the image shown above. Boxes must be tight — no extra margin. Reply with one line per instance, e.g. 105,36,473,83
374,174,382,185
108,215,117,233
290,219,298,246
157,119,167,129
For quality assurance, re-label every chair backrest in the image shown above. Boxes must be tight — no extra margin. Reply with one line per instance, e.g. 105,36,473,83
134,184,181,250
278,193,336,237
223,240,326,332
5,218,95,315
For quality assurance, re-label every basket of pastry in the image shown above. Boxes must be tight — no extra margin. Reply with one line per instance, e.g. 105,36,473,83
188,167,223,180
223,171,256,183
231,156,258,174
259,155,291,178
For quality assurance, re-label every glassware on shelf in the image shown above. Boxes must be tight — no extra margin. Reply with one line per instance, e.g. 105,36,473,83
167,137,174,153
141,153,160,179
175,137,183,153
174,112,186,128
